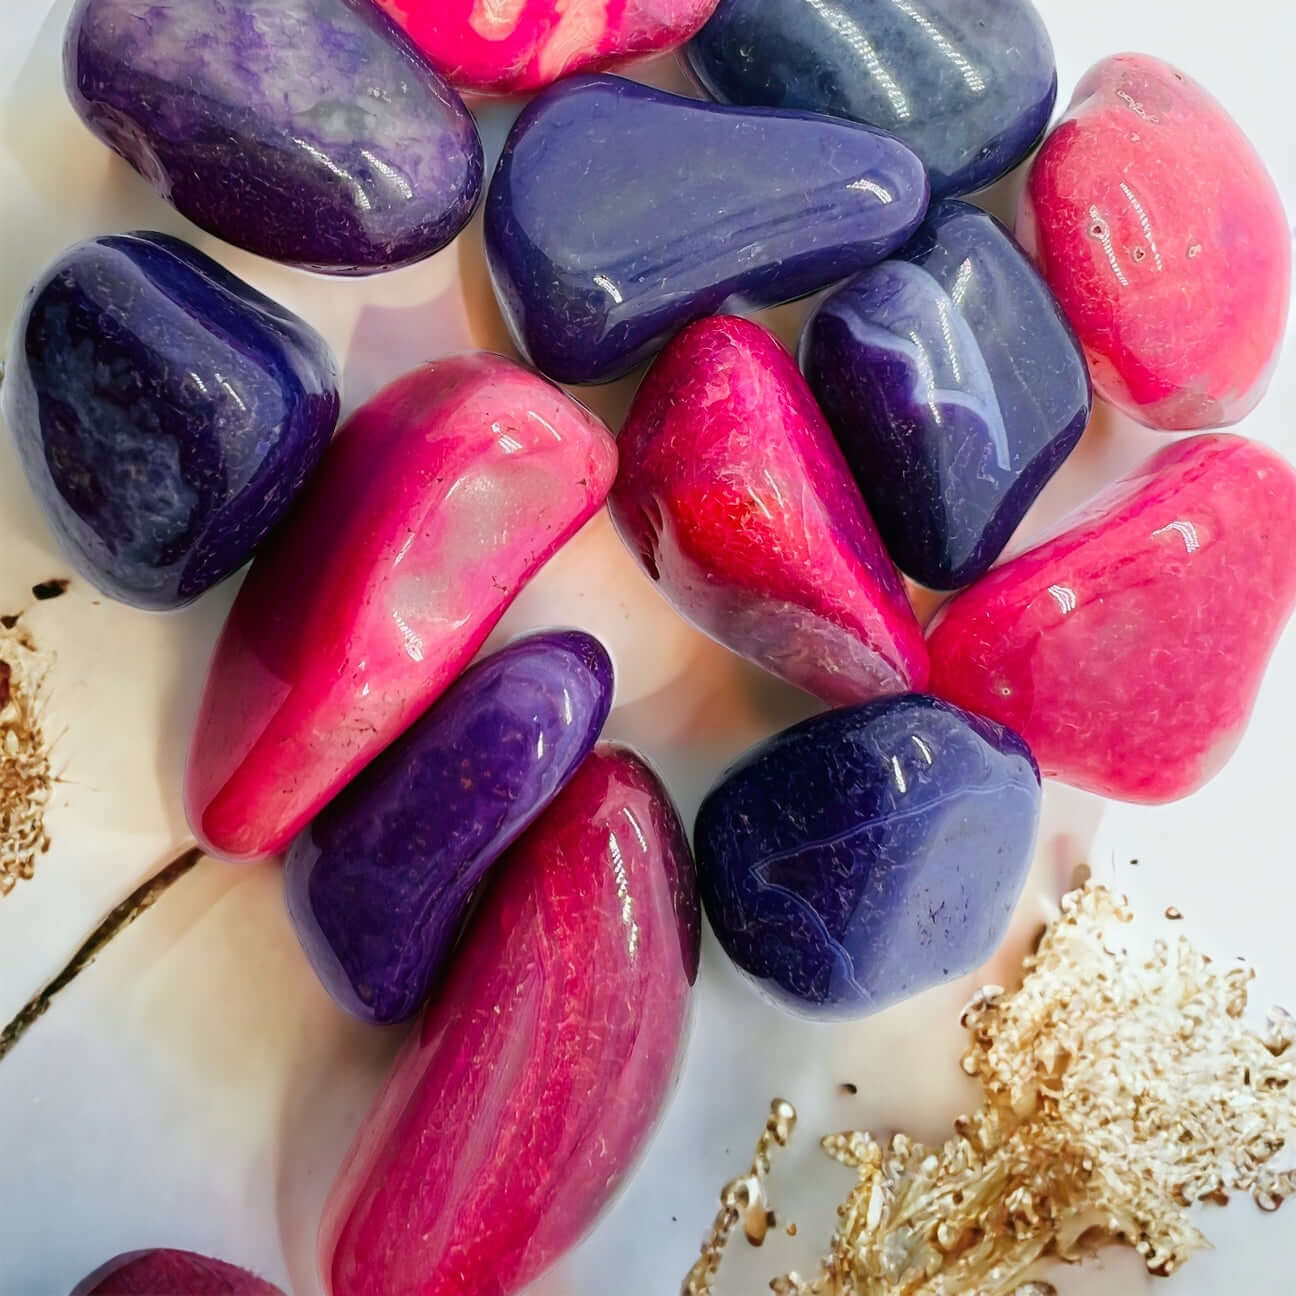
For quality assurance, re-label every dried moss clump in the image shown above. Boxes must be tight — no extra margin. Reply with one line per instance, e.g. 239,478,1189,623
0,627,51,895
685,886,1296,1296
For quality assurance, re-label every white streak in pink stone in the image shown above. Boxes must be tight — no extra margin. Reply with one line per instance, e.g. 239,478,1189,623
470,0,528,40
537,0,612,84
1153,520,1200,554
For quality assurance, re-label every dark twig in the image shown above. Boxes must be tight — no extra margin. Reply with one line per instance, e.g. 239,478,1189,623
0,846,202,1063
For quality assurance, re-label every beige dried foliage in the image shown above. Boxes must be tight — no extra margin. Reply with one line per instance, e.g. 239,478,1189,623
685,886,1296,1296
0,626,51,896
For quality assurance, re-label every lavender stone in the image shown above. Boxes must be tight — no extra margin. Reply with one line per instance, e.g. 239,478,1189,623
4,232,339,610
801,201,1091,590
65,0,484,275
695,694,1041,1019
285,631,614,1024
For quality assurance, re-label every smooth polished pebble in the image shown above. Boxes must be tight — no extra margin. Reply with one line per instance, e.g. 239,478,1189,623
70,1251,283,1295
4,232,339,610
320,745,699,1296
285,631,614,1025
801,200,1091,590
186,354,617,861
373,0,719,94
486,74,929,384
928,435,1296,802
695,695,1040,1018
609,316,928,704
1018,54,1291,430
688,0,1057,197
65,0,484,274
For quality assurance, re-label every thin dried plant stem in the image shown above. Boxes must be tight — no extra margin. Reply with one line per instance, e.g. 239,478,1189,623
0,845,202,1063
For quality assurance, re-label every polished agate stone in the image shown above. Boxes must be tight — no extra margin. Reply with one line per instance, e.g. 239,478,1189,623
4,233,338,610
801,201,1091,590
321,745,699,1296
486,75,928,384
285,631,614,1024
696,695,1040,1018
929,436,1296,802
70,1251,283,1295
66,0,484,275
186,355,617,861
688,0,1056,198
375,0,718,94
1018,55,1290,430
610,316,927,704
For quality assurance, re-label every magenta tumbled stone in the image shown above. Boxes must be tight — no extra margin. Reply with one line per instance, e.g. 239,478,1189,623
70,1250,283,1295
609,315,928,703
320,744,699,1296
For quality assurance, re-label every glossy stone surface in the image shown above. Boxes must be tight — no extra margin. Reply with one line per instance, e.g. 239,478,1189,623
4,233,339,610
186,355,617,861
375,0,718,95
66,0,484,275
321,745,699,1296
688,0,1056,198
801,200,1091,590
610,316,928,704
70,1251,283,1295
486,75,929,384
696,695,1040,1018
1018,54,1291,430
929,436,1296,803
285,631,614,1025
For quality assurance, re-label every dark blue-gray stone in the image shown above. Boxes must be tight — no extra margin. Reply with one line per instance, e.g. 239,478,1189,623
695,694,1041,1019
3,232,340,610
688,0,1057,198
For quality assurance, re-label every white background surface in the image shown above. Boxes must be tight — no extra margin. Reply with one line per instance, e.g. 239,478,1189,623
1,2,1295,1293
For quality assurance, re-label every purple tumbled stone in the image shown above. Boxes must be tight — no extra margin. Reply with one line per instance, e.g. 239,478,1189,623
65,0,484,275
285,630,614,1024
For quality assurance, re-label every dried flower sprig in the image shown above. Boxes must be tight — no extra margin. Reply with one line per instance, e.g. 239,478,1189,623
0,624,52,895
685,885,1296,1295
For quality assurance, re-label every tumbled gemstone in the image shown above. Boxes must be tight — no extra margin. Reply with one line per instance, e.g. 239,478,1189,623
1018,54,1290,430
696,695,1040,1018
928,435,1296,802
609,316,928,704
801,200,1091,590
4,233,339,610
688,0,1057,198
186,355,617,861
65,0,484,274
321,744,699,1296
373,0,719,95
486,74,928,384
70,1251,283,1295
285,630,614,1025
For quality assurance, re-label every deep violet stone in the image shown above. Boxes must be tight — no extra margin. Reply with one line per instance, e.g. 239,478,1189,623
801,200,1091,590
3,232,339,610
285,631,614,1025
485,74,929,384
696,694,1041,1018
688,0,1057,198
70,1250,283,1295
65,0,484,275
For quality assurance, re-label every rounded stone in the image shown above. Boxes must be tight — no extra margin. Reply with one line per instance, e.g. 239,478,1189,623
70,1251,283,1296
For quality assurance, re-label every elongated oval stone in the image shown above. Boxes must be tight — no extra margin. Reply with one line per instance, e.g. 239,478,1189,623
4,233,339,610
65,0,484,275
696,695,1040,1018
928,436,1296,803
186,355,617,861
688,0,1057,198
1018,54,1290,430
321,744,699,1296
610,316,927,704
801,200,1091,590
71,1251,283,1295
374,0,719,95
285,630,614,1025
486,75,928,384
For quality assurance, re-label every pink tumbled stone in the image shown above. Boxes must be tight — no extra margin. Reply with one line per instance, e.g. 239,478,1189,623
320,744,699,1296
186,354,617,860
609,315,928,704
1018,53,1291,431
928,435,1296,803
376,0,719,94
70,1250,283,1295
